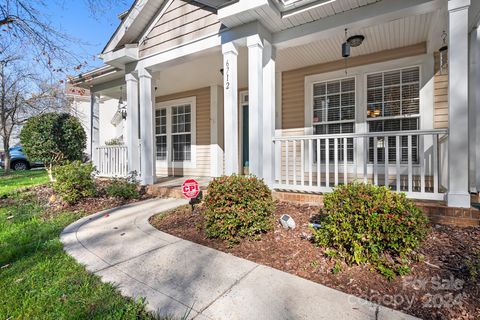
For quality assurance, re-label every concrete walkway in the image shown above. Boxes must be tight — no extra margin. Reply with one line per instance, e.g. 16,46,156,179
61,198,418,320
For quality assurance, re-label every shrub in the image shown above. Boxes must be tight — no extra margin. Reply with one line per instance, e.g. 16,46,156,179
53,161,96,204
311,182,428,278
105,177,139,200
203,175,275,243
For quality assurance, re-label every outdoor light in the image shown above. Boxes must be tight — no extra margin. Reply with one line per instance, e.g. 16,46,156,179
439,31,448,75
347,35,365,47
341,29,365,75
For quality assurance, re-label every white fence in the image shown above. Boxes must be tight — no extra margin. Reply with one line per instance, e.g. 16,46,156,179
96,145,128,178
273,129,448,200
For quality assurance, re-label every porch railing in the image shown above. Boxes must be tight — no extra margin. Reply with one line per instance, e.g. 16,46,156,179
96,145,128,178
273,129,448,200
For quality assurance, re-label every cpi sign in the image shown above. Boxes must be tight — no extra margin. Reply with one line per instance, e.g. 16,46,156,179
182,179,200,199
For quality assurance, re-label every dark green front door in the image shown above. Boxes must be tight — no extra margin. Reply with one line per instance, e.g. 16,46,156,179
242,105,249,171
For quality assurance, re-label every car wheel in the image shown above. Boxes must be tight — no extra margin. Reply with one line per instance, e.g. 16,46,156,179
12,161,29,171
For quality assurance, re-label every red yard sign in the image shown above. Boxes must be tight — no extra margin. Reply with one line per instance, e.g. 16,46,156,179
182,179,200,199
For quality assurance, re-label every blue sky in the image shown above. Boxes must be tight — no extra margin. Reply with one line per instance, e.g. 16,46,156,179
44,0,131,68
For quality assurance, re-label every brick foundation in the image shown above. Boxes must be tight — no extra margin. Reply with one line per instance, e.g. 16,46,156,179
145,184,480,227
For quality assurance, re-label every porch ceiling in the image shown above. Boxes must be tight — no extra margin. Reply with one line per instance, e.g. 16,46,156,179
276,12,434,71
220,0,381,33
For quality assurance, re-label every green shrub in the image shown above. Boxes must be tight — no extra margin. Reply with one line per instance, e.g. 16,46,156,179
203,175,275,243
105,177,139,200
53,161,96,204
312,182,428,278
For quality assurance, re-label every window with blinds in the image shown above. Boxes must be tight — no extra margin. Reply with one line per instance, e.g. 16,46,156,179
366,67,420,163
312,77,355,162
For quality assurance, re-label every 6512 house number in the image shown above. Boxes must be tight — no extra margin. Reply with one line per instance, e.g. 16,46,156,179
225,60,230,90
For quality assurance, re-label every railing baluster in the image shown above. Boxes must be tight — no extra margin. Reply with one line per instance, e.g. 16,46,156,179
373,136,378,185
408,135,413,193
317,139,321,187
308,139,313,187
325,139,330,188
293,140,297,186
384,137,389,187
396,136,401,192
433,134,439,194
334,138,338,186
301,140,305,187
419,135,425,194
285,140,289,186
343,137,348,184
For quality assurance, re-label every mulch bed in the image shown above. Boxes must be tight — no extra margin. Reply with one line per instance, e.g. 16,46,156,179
0,181,152,220
150,201,480,320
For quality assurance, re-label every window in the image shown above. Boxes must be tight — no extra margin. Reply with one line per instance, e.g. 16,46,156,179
154,97,195,167
366,67,420,163
312,77,355,162
171,104,191,161
155,108,167,161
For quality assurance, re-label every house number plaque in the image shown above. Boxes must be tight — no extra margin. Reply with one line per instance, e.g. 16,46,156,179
225,60,230,90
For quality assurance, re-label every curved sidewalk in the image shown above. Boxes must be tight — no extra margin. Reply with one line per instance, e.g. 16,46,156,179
61,198,418,320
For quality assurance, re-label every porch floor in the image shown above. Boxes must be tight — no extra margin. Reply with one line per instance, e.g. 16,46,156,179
146,176,212,199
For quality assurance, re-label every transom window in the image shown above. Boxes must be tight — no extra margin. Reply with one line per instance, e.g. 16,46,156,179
312,77,355,162
366,67,420,163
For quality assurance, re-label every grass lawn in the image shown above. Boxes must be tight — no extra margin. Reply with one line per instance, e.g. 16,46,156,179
0,177,163,319
0,169,50,197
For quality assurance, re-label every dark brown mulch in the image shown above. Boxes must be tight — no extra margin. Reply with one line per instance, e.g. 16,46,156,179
1,181,152,219
150,201,480,320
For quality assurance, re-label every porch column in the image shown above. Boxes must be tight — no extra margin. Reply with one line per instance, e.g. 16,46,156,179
262,41,276,186
138,68,156,185
222,42,239,175
247,35,264,178
125,73,141,176
447,0,471,208
90,92,100,167
471,25,480,192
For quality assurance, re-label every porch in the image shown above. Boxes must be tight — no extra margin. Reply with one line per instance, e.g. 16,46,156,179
86,0,480,209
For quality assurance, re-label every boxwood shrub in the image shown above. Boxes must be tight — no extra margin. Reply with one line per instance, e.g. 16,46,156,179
312,182,428,279
203,175,275,243
105,177,140,200
53,161,96,204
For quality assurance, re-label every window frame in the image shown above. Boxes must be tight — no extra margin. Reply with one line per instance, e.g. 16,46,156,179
155,96,196,169
364,65,422,164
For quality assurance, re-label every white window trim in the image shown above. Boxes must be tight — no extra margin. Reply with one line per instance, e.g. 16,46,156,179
155,96,197,169
303,54,433,173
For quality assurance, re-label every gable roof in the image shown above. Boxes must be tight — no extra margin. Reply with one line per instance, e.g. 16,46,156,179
102,0,237,55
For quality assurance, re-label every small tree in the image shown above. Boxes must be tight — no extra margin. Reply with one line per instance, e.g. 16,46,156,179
19,112,86,180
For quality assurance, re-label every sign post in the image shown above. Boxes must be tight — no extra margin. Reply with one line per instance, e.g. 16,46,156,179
182,179,200,210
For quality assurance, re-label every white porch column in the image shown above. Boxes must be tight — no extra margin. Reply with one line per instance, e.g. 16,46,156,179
210,85,224,177
90,92,100,167
471,26,480,192
138,68,156,185
447,0,471,208
247,35,264,178
262,41,276,186
222,42,239,175
125,73,141,176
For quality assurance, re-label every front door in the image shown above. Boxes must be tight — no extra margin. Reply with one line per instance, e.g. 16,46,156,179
242,105,249,174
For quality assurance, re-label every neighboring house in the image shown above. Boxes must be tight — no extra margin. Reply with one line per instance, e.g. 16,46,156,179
70,0,480,209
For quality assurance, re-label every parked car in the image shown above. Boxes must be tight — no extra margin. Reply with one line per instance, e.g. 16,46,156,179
0,146,44,171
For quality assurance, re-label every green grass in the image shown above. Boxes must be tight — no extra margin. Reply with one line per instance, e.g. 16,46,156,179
0,169,50,197
0,188,169,318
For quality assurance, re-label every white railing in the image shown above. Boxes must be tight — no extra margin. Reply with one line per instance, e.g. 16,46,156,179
273,129,448,200
96,145,128,178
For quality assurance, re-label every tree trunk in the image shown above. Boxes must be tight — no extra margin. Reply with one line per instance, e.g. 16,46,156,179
47,163,55,182
2,137,10,175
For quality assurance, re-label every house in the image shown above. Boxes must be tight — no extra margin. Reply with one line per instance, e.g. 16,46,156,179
70,0,480,209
